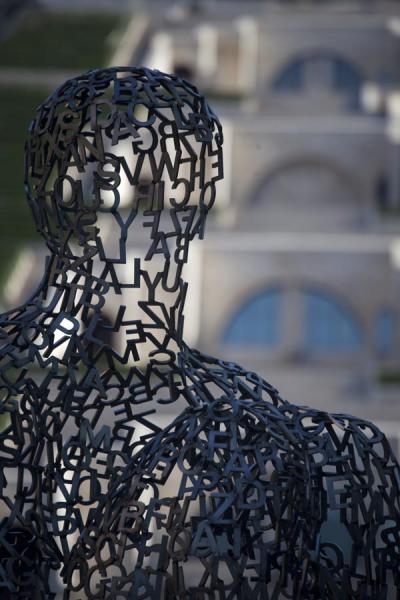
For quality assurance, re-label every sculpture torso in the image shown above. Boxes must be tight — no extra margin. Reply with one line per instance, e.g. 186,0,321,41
0,67,399,600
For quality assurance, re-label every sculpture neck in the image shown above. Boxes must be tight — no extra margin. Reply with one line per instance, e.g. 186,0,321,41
37,251,187,365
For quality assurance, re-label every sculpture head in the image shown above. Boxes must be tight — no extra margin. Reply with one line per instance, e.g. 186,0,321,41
24,67,223,270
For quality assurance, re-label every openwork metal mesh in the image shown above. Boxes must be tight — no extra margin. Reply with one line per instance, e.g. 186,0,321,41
0,67,398,599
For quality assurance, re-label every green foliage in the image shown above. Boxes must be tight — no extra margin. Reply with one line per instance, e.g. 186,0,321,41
0,10,122,70
0,9,125,286
0,87,47,285
378,370,400,386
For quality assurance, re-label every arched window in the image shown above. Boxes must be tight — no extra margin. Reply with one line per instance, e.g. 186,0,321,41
249,159,361,232
304,291,361,351
273,53,363,107
274,61,303,91
222,288,282,346
222,287,361,354
375,309,396,354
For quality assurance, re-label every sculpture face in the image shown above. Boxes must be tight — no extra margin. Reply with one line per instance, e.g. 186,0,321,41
25,67,223,270
22,68,224,361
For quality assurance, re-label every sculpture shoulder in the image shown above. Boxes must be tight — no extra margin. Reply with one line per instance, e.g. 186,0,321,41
297,404,395,450
291,404,400,487
331,411,400,465
182,346,284,408
182,348,400,471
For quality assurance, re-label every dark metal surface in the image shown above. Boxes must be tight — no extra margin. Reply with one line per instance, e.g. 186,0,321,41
0,66,398,599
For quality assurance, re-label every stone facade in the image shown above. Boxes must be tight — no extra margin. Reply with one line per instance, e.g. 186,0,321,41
142,2,400,449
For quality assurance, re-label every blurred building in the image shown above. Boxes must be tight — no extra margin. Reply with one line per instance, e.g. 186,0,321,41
137,1,400,449
3,1,400,450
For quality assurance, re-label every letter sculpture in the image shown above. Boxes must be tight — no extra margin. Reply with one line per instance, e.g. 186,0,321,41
0,67,398,599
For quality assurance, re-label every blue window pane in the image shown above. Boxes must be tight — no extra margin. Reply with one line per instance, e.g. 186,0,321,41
273,55,362,104
333,58,361,94
375,309,395,354
333,58,361,109
274,61,303,91
304,291,361,351
223,289,281,346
